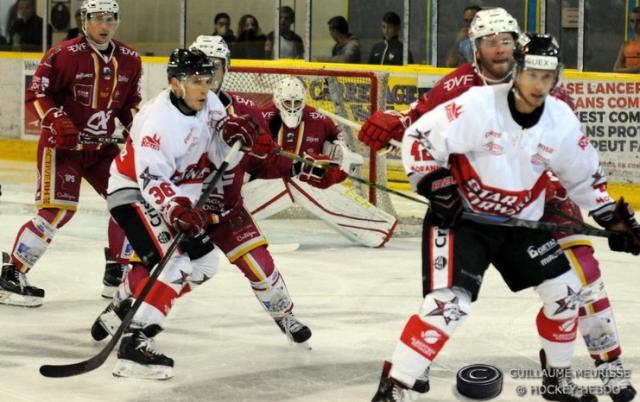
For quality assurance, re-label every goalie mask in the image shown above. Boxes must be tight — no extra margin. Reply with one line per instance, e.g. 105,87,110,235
189,35,230,93
274,77,306,128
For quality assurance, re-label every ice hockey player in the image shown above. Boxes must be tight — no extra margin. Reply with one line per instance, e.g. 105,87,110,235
0,0,139,307
370,32,640,402
240,76,398,248
98,48,234,379
361,8,635,402
189,34,315,345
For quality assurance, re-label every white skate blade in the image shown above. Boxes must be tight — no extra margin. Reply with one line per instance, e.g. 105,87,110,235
0,289,43,307
101,285,116,299
112,359,173,380
99,309,122,336
268,243,300,253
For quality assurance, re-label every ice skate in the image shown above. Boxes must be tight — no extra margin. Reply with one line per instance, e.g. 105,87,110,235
371,361,411,402
102,247,126,299
0,252,44,307
540,349,597,402
596,358,636,402
275,312,312,349
90,298,132,341
113,325,173,380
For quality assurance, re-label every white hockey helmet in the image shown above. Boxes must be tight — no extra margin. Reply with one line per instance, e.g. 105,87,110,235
274,77,306,128
469,8,520,83
189,35,230,69
469,8,519,42
81,0,119,21
189,35,230,93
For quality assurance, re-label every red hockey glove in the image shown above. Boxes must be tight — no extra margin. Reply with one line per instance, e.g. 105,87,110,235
249,132,277,157
591,198,640,255
220,114,259,149
543,171,568,204
358,110,410,151
296,151,348,189
163,197,213,236
42,108,79,149
416,168,463,228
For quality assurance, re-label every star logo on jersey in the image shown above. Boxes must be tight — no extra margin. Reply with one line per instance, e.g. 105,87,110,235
426,296,467,325
553,286,580,315
445,102,462,121
591,166,608,192
171,270,190,286
139,167,161,190
190,273,212,285
578,135,590,150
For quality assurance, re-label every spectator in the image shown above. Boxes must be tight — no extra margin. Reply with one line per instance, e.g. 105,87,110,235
233,14,266,59
8,0,52,51
265,6,304,59
613,6,640,73
444,5,481,67
211,12,235,47
65,8,83,40
368,11,412,65
324,16,360,63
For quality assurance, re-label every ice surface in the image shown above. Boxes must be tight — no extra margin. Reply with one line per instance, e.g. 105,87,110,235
1,160,638,402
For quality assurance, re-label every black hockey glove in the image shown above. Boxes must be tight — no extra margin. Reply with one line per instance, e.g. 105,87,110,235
416,168,463,228
590,197,640,255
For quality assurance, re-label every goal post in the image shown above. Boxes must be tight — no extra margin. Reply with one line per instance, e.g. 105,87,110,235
223,65,396,217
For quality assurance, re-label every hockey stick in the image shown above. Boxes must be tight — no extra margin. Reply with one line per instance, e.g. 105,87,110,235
79,133,126,145
317,108,403,148
275,149,618,239
39,141,243,378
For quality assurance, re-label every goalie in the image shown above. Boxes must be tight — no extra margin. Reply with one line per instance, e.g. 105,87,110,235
242,77,398,248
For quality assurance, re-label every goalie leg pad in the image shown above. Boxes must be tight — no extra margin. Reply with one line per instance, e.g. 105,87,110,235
241,178,294,220
289,178,398,247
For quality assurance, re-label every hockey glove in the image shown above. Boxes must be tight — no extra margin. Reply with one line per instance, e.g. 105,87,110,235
249,132,277,157
358,110,410,151
590,198,640,255
219,114,259,150
416,168,463,228
42,108,79,149
163,197,213,236
295,151,348,189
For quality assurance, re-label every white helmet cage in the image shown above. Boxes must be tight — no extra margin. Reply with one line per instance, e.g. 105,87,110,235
468,7,520,82
189,35,230,93
81,0,119,21
274,77,306,128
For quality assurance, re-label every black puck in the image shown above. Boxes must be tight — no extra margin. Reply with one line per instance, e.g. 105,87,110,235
456,363,503,399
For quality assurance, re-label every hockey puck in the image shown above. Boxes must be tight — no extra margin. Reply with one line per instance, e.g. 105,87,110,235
456,363,503,399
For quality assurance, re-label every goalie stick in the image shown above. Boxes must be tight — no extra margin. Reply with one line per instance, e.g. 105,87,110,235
275,149,619,239
39,141,243,378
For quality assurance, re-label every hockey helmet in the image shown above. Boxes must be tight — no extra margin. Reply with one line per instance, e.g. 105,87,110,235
189,35,231,70
468,7,520,42
167,48,215,81
81,0,119,21
273,77,306,128
514,33,561,71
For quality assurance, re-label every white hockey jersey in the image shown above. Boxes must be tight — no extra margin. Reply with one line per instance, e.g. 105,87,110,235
402,83,613,220
108,89,228,210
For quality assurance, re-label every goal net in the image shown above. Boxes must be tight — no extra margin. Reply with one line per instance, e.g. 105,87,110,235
223,65,401,220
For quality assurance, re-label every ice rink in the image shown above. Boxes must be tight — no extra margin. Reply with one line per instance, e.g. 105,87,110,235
1,159,638,402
